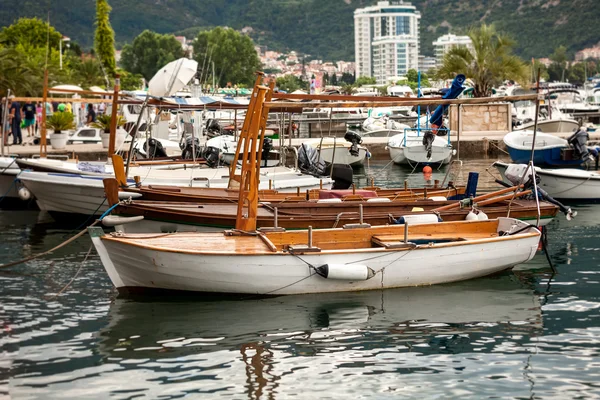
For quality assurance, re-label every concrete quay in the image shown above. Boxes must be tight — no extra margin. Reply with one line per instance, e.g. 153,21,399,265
3,130,600,161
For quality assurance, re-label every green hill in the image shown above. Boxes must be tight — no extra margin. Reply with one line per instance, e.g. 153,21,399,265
0,0,597,61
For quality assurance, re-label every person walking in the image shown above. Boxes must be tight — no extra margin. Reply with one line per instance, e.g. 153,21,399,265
9,97,22,145
35,102,43,134
86,104,96,124
22,100,36,138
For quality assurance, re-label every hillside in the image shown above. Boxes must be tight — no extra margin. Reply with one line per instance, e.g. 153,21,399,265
0,0,598,61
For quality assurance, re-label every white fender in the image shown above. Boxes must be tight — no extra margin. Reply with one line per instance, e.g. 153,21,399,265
477,211,488,220
316,263,376,281
18,186,31,201
466,210,478,221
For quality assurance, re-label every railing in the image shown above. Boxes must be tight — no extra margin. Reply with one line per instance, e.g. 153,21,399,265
401,127,451,147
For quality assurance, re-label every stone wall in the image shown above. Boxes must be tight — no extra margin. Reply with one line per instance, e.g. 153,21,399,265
448,103,511,133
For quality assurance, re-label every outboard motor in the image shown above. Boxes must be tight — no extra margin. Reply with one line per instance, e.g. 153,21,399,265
144,138,167,158
326,163,353,190
202,146,220,168
567,128,593,162
298,143,327,176
261,137,273,167
205,119,223,138
181,136,201,160
423,131,435,159
344,131,363,157
503,163,576,221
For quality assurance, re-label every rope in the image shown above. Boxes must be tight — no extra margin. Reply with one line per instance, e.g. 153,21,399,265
0,219,99,269
0,200,122,270
486,138,510,155
46,244,94,300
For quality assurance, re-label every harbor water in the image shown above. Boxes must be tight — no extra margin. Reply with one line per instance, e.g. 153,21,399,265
2,159,600,398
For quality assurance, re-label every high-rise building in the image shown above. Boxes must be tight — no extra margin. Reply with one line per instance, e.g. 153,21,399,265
354,1,421,85
433,34,473,67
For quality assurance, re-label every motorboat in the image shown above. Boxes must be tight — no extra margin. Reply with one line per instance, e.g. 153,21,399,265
361,114,410,137
302,132,368,166
387,128,454,166
503,129,596,167
0,157,22,202
494,161,600,201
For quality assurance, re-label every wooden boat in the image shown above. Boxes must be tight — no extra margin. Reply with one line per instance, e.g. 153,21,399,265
90,77,542,295
102,179,558,233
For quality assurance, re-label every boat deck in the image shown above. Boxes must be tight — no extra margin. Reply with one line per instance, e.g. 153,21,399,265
102,219,524,255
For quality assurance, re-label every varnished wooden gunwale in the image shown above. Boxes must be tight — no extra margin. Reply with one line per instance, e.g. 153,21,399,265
121,185,465,204
113,198,558,230
102,218,540,255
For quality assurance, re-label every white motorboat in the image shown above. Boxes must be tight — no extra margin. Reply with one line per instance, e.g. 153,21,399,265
205,135,280,167
518,118,580,134
387,129,454,165
19,167,333,216
494,161,600,200
89,217,540,295
361,115,410,137
302,135,368,166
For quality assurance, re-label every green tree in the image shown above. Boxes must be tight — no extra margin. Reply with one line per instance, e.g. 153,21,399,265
331,73,338,85
70,56,106,88
549,45,568,81
437,24,528,97
568,63,587,85
120,30,185,81
529,60,549,82
0,18,62,49
193,27,261,87
94,0,116,76
405,69,431,90
354,76,376,86
119,69,144,90
276,74,304,93
340,72,355,85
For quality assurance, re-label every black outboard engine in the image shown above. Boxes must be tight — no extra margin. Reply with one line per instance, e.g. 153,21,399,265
423,131,435,159
567,128,593,162
326,163,353,190
261,137,273,167
504,163,577,220
202,146,220,168
205,119,223,138
181,136,201,160
344,131,363,157
144,138,167,158
298,143,327,176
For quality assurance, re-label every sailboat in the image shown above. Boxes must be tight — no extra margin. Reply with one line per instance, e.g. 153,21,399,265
89,76,541,295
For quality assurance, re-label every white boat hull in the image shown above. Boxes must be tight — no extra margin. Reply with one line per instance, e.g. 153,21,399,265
19,170,332,216
317,146,367,166
519,119,579,133
90,219,539,295
495,161,600,200
388,133,453,165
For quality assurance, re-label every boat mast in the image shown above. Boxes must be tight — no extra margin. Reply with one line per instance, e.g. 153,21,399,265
234,79,270,231
40,70,49,158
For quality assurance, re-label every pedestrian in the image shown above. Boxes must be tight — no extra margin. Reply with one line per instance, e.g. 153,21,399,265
57,102,66,112
9,96,22,145
66,102,72,114
21,100,36,138
86,103,96,124
35,102,43,134
98,102,106,116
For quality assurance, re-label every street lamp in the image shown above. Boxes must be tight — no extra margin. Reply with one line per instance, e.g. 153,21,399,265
59,36,71,70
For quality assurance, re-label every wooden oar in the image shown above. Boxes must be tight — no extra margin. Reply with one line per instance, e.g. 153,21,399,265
475,190,532,207
432,185,523,212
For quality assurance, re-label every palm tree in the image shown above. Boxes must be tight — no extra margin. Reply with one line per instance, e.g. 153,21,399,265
0,47,36,96
436,24,528,97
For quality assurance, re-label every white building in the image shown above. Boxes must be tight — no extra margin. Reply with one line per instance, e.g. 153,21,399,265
433,33,473,67
354,1,421,85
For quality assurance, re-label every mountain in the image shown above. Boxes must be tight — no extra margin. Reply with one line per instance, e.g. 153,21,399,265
0,0,598,61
